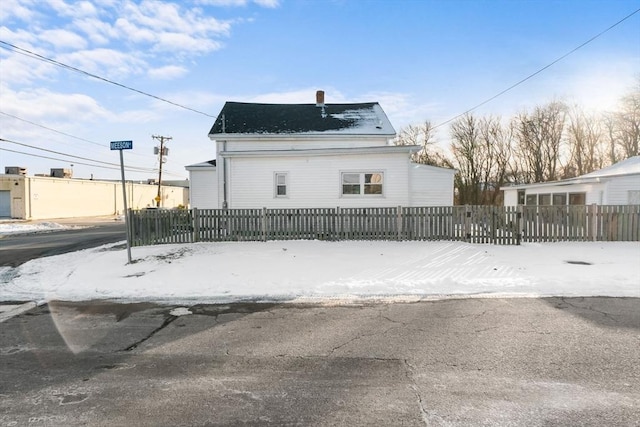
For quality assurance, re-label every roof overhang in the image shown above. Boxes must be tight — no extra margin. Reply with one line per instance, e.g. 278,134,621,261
209,132,396,141
218,145,419,158
500,177,607,191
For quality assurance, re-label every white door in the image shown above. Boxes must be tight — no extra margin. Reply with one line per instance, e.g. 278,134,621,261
0,190,11,217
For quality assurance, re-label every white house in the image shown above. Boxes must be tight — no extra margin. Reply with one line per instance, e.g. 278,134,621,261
186,91,456,209
501,156,640,206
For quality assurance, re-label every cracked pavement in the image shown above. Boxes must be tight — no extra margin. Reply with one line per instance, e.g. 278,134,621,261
1,297,639,426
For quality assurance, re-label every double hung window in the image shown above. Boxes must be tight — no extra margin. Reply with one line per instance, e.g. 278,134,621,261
274,173,287,197
341,172,383,196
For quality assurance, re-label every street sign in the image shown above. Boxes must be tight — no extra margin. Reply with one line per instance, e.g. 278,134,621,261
110,140,133,150
111,139,133,263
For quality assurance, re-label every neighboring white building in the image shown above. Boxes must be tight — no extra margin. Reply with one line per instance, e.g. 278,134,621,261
187,91,456,209
501,156,640,206
0,174,189,219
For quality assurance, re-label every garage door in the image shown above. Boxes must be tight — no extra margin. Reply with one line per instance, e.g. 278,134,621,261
0,190,11,217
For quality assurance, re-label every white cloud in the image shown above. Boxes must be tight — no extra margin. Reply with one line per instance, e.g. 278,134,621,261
0,85,113,130
56,48,147,78
147,65,188,80
196,0,280,7
0,0,37,22
253,0,280,8
39,29,88,50
73,17,117,45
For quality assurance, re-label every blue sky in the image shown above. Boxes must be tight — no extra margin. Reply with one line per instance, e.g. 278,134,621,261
1,0,639,181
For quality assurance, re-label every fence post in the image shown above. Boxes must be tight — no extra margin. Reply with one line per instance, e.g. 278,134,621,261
397,205,402,241
192,208,199,243
465,205,472,242
516,205,523,245
262,207,268,242
589,203,598,241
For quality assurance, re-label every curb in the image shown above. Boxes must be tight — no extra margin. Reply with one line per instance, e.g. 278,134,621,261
0,302,37,323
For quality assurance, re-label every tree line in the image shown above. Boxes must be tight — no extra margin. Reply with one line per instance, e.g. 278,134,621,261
394,81,639,205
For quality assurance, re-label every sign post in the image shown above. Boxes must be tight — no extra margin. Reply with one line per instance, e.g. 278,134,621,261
111,140,133,263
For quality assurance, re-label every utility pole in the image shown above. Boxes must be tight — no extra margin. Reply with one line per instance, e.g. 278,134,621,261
152,135,172,207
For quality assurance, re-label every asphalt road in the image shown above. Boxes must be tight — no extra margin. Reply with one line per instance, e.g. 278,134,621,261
0,220,126,267
1,298,638,426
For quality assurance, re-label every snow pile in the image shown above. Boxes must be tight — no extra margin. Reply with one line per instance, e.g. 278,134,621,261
1,239,638,304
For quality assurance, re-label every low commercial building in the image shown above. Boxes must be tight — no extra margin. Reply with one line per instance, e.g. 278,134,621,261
0,174,189,219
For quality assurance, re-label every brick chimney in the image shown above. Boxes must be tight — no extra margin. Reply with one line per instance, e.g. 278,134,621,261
316,90,325,106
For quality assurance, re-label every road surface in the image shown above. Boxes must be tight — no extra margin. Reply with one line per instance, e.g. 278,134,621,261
0,219,126,267
1,297,638,426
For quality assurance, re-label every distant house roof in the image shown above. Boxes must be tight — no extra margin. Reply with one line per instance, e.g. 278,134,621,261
208,102,396,137
580,156,640,178
501,156,640,190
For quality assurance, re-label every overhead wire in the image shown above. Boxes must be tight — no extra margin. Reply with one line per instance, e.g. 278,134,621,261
0,138,185,177
0,112,185,176
0,40,216,118
432,6,640,129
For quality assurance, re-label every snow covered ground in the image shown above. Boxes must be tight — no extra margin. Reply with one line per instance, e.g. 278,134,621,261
1,221,638,304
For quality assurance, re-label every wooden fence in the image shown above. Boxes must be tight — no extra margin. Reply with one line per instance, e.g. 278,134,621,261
128,205,640,247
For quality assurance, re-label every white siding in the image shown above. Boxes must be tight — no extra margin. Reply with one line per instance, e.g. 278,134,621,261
226,152,411,208
503,188,518,206
220,136,391,152
604,174,640,204
408,163,455,206
189,168,218,208
505,182,607,205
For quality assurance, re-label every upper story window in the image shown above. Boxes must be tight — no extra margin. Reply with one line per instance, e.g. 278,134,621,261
341,172,383,196
274,172,287,197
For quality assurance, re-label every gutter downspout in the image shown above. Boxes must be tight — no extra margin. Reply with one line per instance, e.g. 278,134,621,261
222,140,228,209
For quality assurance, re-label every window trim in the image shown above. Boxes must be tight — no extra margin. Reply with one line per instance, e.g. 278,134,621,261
274,172,288,198
340,171,385,197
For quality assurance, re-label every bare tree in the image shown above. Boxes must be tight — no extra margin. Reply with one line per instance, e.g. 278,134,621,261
478,116,514,205
394,121,449,167
450,114,482,204
513,101,567,183
614,84,639,158
564,105,605,178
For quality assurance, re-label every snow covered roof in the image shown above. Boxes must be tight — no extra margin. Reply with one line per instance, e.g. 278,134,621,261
580,156,640,178
501,156,640,190
208,102,396,137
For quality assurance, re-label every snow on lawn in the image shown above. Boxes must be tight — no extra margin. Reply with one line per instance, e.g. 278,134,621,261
1,231,638,304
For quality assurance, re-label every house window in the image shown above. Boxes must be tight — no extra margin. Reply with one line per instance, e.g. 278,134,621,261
341,172,384,196
274,172,287,197
538,194,551,205
569,192,586,205
628,190,640,204
525,195,537,206
552,193,567,205
517,190,525,205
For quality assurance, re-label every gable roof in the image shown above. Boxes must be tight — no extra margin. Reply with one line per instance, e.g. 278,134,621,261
208,102,396,137
580,155,640,178
501,156,640,190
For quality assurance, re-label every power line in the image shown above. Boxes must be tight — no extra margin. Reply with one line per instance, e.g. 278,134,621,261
0,146,134,172
0,40,216,118
1,137,156,172
0,145,185,178
0,110,153,161
0,111,106,148
433,7,640,129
